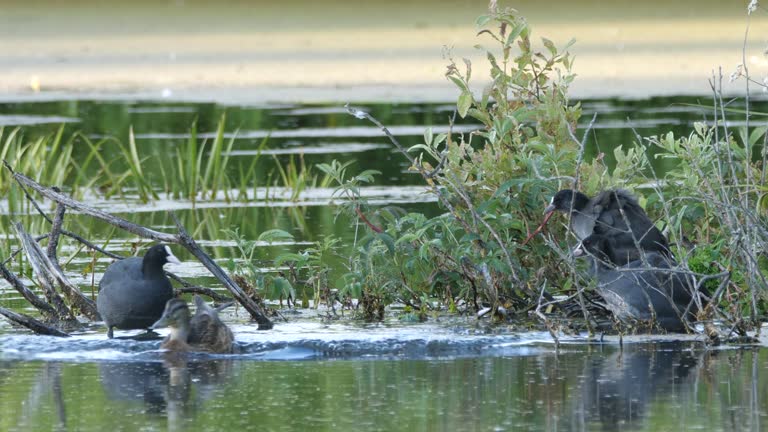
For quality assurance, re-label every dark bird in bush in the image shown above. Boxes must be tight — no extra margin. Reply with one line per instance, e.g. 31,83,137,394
152,296,234,354
543,189,671,259
97,244,180,339
574,234,696,332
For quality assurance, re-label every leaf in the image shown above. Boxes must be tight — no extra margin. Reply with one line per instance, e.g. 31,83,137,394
448,76,469,92
457,91,474,118
463,58,472,82
274,252,307,266
377,233,396,256
424,127,434,146
433,133,447,146
748,126,767,146
475,14,491,27
506,21,527,46
542,37,556,56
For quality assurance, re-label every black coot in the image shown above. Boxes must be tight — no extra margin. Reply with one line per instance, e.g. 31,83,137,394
544,189,670,258
97,244,181,338
575,234,694,332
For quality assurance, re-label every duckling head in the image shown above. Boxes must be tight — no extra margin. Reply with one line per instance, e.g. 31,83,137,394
152,299,191,343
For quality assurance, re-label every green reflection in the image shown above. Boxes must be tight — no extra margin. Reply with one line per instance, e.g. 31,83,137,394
0,344,765,431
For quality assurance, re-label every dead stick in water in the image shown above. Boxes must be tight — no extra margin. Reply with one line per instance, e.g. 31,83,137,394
14,222,75,322
171,213,273,330
0,261,59,320
13,171,178,243
10,169,273,328
0,306,69,337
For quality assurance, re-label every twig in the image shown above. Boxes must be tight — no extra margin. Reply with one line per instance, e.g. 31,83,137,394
167,272,232,302
171,213,273,329
535,281,560,347
565,112,598,334
354,206,383,233
176,286,232,302
13,171,178,243
0,306,69,337
0,261,59,319
3,161,53,224
14,222,75,321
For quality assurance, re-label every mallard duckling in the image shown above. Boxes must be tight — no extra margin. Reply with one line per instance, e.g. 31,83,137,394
152,296,234,354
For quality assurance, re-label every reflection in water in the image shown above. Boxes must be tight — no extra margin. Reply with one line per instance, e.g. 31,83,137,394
0,343,766,431
98,357,234,431
573,345,699,431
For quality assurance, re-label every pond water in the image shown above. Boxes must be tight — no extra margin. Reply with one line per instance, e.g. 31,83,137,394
0,327,765,432
1,97,767,431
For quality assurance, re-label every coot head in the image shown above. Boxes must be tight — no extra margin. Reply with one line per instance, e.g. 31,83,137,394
544,189,590,215
143,244,182,269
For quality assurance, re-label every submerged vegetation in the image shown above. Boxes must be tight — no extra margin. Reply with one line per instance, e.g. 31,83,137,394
1,3,767,338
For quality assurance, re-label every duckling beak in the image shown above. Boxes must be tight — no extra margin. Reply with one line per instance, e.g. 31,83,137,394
572,242,585,257
151,315,170,330
543,204,556,215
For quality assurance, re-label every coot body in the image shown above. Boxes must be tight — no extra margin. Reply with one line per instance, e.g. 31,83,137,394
97,244,181,338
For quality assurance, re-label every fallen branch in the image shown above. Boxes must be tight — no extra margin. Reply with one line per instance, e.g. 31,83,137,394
0,306,69,337
0,261,60,320
13,171,178,243
8,167,274,329
14,222,76,322
172,213,273,329
15,221,100,321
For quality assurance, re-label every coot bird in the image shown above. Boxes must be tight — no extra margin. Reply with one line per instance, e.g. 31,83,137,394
152,296,234,354
544,189,670,258
575,234,694,332
97,244,181,338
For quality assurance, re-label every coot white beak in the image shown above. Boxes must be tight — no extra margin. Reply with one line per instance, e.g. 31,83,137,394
164,245,182,265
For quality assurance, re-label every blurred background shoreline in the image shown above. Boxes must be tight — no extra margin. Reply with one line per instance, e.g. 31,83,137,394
2,0,767,103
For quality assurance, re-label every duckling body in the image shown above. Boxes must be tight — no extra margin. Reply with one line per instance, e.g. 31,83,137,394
97,245,181,338
152,296,234,354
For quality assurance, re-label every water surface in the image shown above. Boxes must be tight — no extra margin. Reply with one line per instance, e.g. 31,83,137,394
1,97,767,431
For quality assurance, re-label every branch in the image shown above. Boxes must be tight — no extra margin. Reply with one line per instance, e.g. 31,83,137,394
171,213,273,329
14,222,75,321
0,306,69,337
12,171,178,243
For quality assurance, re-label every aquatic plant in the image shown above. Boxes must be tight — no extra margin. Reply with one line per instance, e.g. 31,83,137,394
315,2,768,337
321,5,584,319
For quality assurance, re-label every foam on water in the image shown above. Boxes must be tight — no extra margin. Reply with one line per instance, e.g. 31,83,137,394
0,320,573,363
